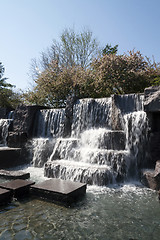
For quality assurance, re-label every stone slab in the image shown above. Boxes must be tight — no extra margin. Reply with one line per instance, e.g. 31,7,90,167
0,179,35,198
31,178,87,205
0,188,12,205
0,169,30,180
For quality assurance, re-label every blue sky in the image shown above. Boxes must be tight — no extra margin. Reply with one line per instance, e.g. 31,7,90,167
1,0,160,90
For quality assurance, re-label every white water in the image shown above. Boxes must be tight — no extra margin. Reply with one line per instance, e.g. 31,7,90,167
28,95,149,186
35,108,65,138
71,98,112,137
0,111,14,146
0,95,158,240
0,119,12,146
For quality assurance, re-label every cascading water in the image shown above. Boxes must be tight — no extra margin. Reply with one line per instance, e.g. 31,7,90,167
35,108,65,138
0,112,14,146
124,111,148,167
30,94,149,186
71,98,112,137
30,108,65,167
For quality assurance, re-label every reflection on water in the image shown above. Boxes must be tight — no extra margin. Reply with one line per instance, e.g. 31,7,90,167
0,183,160,240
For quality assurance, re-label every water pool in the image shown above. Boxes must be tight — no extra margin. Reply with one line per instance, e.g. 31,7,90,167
0,183,159,240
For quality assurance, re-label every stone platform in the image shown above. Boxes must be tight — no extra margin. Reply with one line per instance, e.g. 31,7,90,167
0,188,12,205
0,179,35,199
0,170,30,180
31,178,87,205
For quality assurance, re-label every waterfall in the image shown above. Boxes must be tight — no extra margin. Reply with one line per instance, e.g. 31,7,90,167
7,111,14,120
124,110,149,174
71,98,112,137
30,108,65,167
35,108,65,138
30,94,149,186
0,112,13,146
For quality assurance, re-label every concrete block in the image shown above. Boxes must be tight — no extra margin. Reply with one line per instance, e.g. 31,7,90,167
0,179,35,199
31,178,86,205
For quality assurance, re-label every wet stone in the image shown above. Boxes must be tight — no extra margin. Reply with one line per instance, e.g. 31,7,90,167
30,178,87,205
0,169,30,180
0,188,12,205
0,179,35,199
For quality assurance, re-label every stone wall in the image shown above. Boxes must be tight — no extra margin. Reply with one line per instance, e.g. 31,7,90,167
12,105,48,137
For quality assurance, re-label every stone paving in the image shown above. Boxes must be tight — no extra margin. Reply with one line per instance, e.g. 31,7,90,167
0,177,87,206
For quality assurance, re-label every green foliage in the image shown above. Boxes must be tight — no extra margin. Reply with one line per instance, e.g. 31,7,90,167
23,60,96,107
24,28,160,107
92,50,152,96
145,57,160,86
31,28,100,81
25,49,160,107
0,62,12,89
102,44,118,55
0,62,22,108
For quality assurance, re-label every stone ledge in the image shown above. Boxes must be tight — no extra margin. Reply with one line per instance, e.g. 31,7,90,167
0,169,30,180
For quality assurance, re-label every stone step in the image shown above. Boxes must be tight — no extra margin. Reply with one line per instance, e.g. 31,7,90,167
51,131,126,162
50,141,128,166
0,179,35,199
44,159,124,185
0,169,30,180
30,178,86,205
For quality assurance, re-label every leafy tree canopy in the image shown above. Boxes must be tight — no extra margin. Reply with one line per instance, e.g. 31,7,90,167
31,28,100,81
102,44,118,55
0,62,22,108
23,28,160,108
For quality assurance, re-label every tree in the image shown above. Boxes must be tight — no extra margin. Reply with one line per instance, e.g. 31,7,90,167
0,62,22,108
91,50,153,96
0,62,12,89
102,44,118,55
145,56,160,86
24,60,95,107
25,26,160,107
31,28,100,80
25,49,160,107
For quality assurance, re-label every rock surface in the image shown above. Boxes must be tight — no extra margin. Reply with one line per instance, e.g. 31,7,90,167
13,105,48,137
141,160,160,190
63,96,77,137
111,95,124,130
7,132,28,148
144,86,160,112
